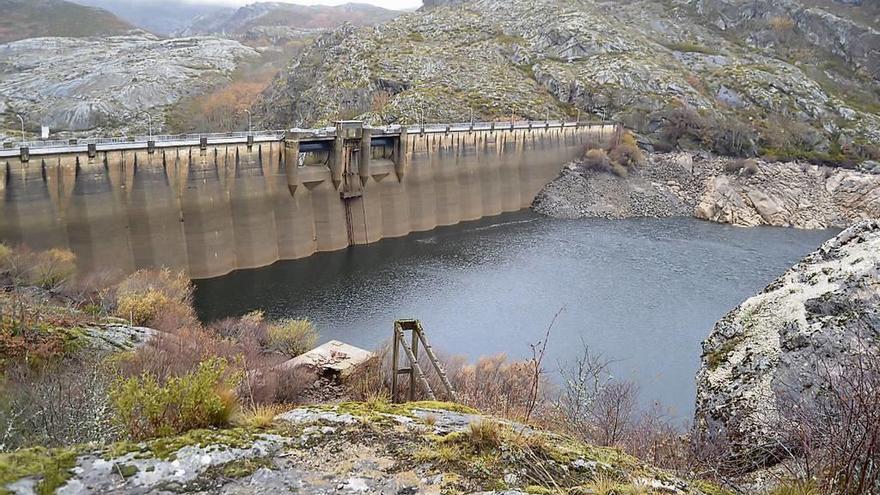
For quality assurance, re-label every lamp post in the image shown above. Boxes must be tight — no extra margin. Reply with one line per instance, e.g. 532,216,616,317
244,109,252,135
15,114,24,144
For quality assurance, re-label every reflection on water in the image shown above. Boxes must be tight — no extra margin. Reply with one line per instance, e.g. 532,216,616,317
194,213,837,419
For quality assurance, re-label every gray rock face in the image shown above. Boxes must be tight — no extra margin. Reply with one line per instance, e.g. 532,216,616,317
258,0,880,149
534,152,880,229
694,220,880,457
692,0,880,79
0,35,258,134
178,2,400,37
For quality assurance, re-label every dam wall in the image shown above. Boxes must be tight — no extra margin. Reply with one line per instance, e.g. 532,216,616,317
0,122,619,279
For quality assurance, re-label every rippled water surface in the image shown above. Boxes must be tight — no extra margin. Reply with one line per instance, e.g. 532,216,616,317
194,213,837,419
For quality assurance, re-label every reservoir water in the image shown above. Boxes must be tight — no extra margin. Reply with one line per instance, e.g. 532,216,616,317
194,213,837,420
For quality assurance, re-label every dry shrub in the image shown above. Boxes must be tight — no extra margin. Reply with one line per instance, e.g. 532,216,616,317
660,104,757,157
760,116,825,157
610,162,629,178
342,342,547,420
0,246,77,290
110,358,239,440
233,403,292,428
661,104,709,147
448,354,547,420
767,481,820,495
625,403,688,470
582,148,611,173
770,16,796,35
0,295,70,364
554,345,639,447
371,90,391,112
466,419,502,450
62,269,124,313
266,319,317,358
242,365,312,406
169,80,272,133
0,244,10,267
344,344,387,401
210,310,269,345
0,358,117,451
773,337,880,494
115,269,194,327
713,117,757,157
117,290,169,327
609,131,646,169
117,313,241,384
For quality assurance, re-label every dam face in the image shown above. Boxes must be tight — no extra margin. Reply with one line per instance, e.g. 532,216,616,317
0,123,618,279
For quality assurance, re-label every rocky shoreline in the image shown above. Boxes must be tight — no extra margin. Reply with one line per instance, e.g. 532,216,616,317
533,152,880,229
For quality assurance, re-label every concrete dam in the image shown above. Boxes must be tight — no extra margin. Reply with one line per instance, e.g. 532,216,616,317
0,121,619,279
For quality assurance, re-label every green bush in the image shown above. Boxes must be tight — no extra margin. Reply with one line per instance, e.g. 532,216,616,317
267,319,318,357
110,358,239,440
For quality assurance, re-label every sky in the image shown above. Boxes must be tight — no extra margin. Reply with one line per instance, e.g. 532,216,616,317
178,0,423,8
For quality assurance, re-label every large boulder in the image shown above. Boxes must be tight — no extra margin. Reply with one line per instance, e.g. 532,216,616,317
694,219,880,462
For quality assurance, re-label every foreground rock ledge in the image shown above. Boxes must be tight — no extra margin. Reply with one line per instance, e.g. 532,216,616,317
0,402,727,495
694,219,880,455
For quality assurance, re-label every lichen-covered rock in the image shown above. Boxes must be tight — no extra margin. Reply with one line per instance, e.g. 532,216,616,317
694,220,880,457
0,402,726,495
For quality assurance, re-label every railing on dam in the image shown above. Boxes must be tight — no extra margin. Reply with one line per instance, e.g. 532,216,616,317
0,120,621,278
0,120,614,159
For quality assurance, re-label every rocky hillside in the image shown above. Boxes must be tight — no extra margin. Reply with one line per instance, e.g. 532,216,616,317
179,3,401,43
0,0,136,43
0,402,728,495
256,0,880,164
533,152,880,228
0,35,259,137
694,219,880,464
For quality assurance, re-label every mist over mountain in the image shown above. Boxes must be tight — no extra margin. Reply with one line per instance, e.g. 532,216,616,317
0,0,137,43
70,0,233,35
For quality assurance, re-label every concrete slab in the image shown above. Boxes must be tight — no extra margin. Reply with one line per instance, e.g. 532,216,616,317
278,340,376,379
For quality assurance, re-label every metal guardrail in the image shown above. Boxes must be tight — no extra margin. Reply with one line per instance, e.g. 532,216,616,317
1,121,615,158
3,130,287,151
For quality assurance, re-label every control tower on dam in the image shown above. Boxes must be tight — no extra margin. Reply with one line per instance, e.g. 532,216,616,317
0,121,620,279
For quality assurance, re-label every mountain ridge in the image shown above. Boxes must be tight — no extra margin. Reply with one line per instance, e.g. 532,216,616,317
0,0,137,43
256,0,880,165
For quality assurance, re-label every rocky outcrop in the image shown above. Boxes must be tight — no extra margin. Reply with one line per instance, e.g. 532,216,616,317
257,0,880,154
694,163,880,228
534,153,880,229
0,35,258,135
692,0,880,79
0,403,725,494
694,220,880,456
